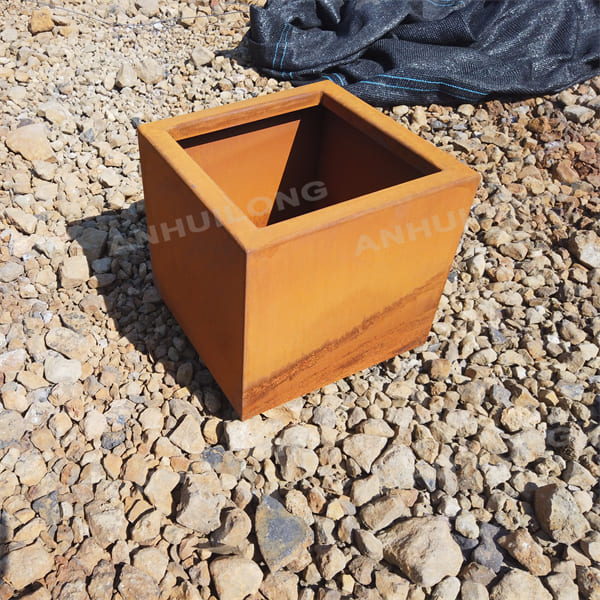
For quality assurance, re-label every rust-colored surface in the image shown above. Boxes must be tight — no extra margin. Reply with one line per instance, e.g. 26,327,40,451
138,81,480,419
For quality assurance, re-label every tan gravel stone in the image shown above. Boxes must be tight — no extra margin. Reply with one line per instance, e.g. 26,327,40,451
144,468,180,514
499,529,551,575
210,557,263,600
490,569,552,600
535,484,589,544
59,255,90,288
379,516,463,587
6,124,54,161
0,542,54,590
29,8,54,33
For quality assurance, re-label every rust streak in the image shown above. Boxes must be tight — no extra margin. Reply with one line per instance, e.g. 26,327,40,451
243,272,443,416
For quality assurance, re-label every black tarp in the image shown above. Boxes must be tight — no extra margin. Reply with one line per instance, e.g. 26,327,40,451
248,0,600,106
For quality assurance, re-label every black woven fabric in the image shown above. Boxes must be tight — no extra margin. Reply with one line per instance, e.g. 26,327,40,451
248,0,600,106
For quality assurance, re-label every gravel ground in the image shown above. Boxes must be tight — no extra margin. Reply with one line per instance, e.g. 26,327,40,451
1,2,600,600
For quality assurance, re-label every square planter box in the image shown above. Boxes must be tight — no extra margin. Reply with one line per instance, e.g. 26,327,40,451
138,81,480,419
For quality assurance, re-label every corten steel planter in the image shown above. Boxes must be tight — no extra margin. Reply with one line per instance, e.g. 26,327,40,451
138,81,480,419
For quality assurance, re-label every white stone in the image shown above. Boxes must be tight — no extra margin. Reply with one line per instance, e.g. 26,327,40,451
192,46,215,67
490,569,552,600
133,547,169,582
4,207,38,234
116,62,138,88
379,516,463,587
144,468,180,514
210,557,263,600
176,472,226,534
137,58,164,84
44,355,82,384
170,415,205,454
0,261,25,283
59,255,90,288
82,410,107,441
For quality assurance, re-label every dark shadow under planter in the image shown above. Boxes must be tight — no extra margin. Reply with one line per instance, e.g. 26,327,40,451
65,205,239,423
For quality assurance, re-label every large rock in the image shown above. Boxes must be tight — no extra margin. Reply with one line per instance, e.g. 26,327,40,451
191,45,215,67
210,507,252,548
74,538,109,576
499,529,551,576
4,207,38,234
342,434,387,472
576,566,600,600
85,500,128,548
116,62,138,88
88,559,116,600
277,424,320,449
564,105,595,124
175,471,226,534
0,410,26,448
21,587,52,600
490,569,552,600
144,467,180,514
131,510,162,544
569,230,600,269
224,416,283,451
0,261,24,283
314,545,348,579
30,8,54,34
118,565,160,600
359,492,411,531
44,355,82,384
472,522,505,573
506,428,546,466
544,573,580,600
137,0,160,17
275,445,319,481
260,571,300,600
6,123,54,161
170,415,205,454
59,255,90,288
39,100,72,126
0,348,27,372
0,471,19,505
374,569,411,600
255,495,313,572
73,227,108,262
371,445,415,489
432,577,461,600
0,542,54,589
15,450,46,486
534,484,589,544
82,410,107,442
210,557,263,600
136,58,164,85
132,547,169,582
45,327,90,361
32,492,60,527
378,516,463,587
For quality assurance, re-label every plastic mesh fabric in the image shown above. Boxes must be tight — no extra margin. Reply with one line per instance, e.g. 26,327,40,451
248,0,600,106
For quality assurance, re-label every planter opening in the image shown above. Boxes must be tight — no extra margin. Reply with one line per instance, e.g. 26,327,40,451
178,104,439,227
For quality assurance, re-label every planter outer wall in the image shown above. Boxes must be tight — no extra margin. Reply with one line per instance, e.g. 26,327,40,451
138,82,480,419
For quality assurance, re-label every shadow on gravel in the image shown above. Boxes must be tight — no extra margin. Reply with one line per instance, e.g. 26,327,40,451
66,201,240,423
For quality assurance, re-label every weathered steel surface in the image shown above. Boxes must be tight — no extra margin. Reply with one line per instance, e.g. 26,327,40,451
138,81,480,419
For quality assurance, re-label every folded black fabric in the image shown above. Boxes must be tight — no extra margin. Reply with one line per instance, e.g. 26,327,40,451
248,0,600,106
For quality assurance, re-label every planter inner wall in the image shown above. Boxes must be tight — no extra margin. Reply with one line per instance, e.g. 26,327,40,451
178,105,440,227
